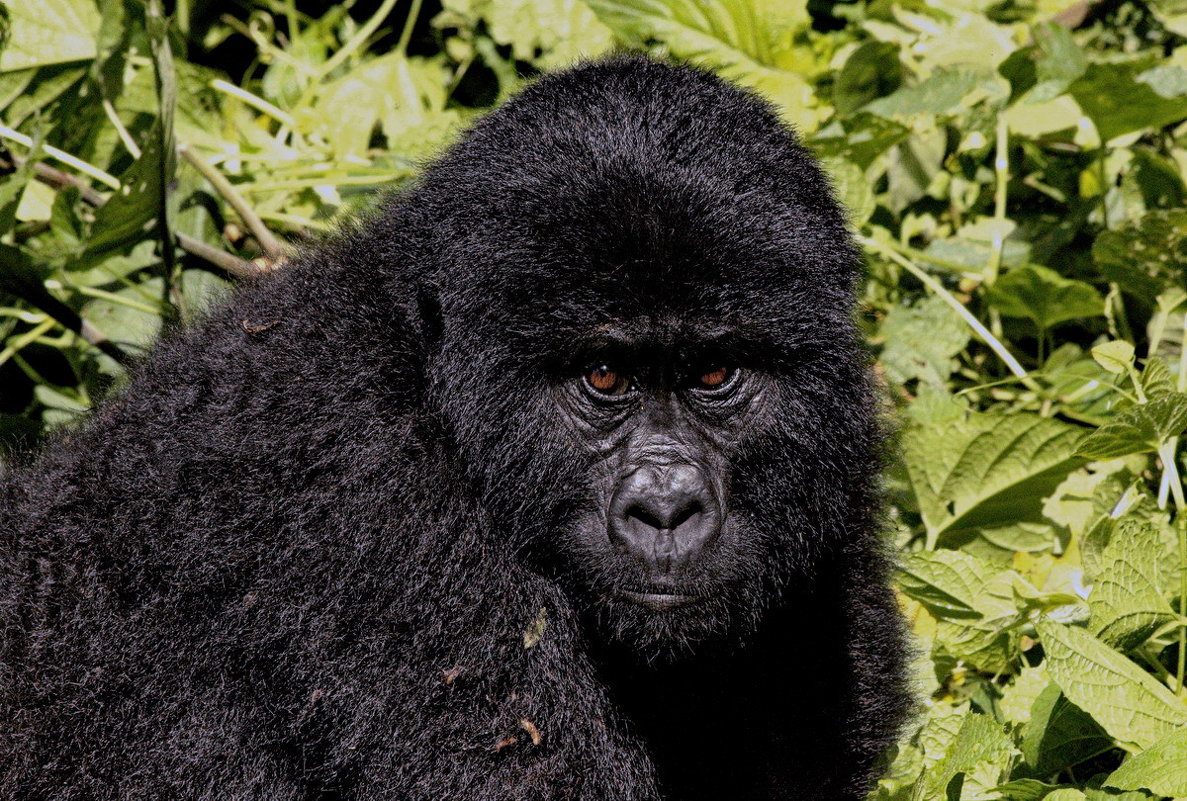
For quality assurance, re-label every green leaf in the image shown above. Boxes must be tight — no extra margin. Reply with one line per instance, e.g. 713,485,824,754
833,41,901,114
993,779,1066,801
878,295,970,388
1104,727,1187,797
1089,519,1176,650
1090,341,1135,376
902,413,1085,547
1071,60,1187,143
0,0,99,72
1093,209,1187,304
865,68,1007,119
985,265,1104,332
1021,684,1114,775
1075,393,1187,460
911,712,1013,801
480,0,614,69
584,0,821,130
1035,618,1187,751
898,550,1012,620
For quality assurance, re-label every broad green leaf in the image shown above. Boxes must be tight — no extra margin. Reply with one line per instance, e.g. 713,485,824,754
993,779,1066,801
898,550,1012,620
865,68,1008,118
820,157,874,226
481,0,614,69
0,0,99,72
1071,61,1187,143
1139,357,1176,399
902,413,1085,546
1021,684,1113,775
911,711,1013,801
809,112,910,169
1089,519,1176,650
1093,209,1187,303
986,264,1104,332
1075,393,1187,459
1035,618,1187,751
1104,727,1187,796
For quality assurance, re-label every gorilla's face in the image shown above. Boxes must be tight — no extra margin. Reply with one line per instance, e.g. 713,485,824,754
419,61,875,660
547,324,780,655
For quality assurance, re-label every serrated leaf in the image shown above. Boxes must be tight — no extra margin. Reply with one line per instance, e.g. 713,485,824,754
902,413,1085,547
1035,618,1187,751
1075,393,1187,460
1104,727,1187,796
898,550,1013,620
986,265,1104,332
911,711,1013,801
1089,519,1176,650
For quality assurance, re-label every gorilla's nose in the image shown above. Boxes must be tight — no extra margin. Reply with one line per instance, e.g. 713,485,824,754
608,463,722,572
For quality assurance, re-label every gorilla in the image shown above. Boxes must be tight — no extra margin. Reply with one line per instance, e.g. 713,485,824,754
0,57,910,800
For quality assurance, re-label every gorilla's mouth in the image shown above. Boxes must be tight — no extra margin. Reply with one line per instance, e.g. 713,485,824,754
617,590,703,610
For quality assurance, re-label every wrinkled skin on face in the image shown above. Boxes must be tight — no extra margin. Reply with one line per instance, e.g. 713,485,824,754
413,59,879,661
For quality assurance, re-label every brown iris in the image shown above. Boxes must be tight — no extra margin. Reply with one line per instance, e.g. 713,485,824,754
585,365,630,396
697,366,732,390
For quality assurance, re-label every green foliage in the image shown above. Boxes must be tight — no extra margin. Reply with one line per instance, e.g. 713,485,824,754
1,0,1186,797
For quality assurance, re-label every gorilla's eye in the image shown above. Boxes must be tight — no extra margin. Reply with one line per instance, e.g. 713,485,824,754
695,366,736,391
585,365,632,396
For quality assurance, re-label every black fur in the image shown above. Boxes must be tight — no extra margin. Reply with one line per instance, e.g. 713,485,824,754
0,57,910,800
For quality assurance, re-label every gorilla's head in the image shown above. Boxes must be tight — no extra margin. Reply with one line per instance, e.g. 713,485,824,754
403,58,878,659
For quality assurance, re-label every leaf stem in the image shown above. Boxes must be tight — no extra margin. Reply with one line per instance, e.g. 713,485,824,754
0,125,121,190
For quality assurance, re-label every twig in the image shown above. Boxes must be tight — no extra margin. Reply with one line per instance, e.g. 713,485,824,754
180,144,284,260
177,233,260,279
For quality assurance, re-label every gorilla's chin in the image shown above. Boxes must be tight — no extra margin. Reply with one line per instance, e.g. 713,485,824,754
590,586,760,663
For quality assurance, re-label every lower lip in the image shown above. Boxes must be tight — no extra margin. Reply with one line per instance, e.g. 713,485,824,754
618,591,702,610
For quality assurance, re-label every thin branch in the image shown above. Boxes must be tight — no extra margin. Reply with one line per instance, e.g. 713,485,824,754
180,144,284,260
176,233,259,279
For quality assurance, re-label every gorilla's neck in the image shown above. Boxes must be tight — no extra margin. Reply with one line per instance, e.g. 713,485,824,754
595,607,808,801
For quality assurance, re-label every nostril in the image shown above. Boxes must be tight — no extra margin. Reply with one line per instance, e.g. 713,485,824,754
624,503,665,532
624,496,702,533
667,500,703,533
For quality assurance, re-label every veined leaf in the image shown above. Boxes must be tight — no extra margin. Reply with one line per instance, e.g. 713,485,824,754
583,0,822,130
911,711,1013,801
902,413,1085,547
1104,728,1187,796
1088,519,1176,650
1035,618,1187,751
986,264,1104,332
0,0,99,72
1075,393,1187,460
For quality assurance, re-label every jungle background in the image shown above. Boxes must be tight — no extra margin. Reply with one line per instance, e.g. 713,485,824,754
1,0,1187,797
